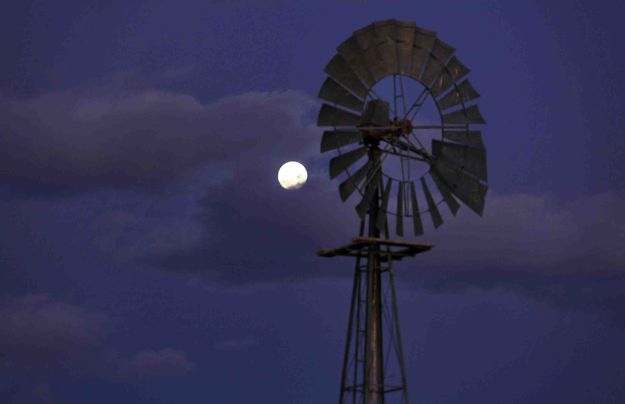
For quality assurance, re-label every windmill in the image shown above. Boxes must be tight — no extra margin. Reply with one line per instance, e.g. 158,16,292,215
316,20,487,403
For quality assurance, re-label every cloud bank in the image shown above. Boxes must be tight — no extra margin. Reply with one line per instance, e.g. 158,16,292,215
0,84,318,193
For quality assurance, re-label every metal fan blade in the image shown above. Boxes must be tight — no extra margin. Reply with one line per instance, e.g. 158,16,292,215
373,19,399,41
356,169,382,219
337,37,377,89
352,24,376,50
338,159,373,202
320,130,363,153
432,139,487,181
430,38,455,62
437,79,480,110
395,22,416,75
338,35,365,61
329,146,368,179
324,54,368,98
410,181,424,235
429,170,460,215
420,57,445,88
317,103,362,127
319,77,365,112
360,100,390,127
420,38,455,87
429,56,470,97
420,177,443,229
443,130,484,149
433,160,487,215
345,56,377,89
364,37,398,81
442,104,486,125
408,28,437,80
376,178,392,232
396,181,404,236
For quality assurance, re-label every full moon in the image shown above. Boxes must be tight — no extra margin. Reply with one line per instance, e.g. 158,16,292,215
278,161,308,190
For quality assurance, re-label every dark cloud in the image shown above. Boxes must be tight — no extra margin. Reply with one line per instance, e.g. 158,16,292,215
0,294,106,369
0,82,318,194
0,293,196,383
147,166,625,315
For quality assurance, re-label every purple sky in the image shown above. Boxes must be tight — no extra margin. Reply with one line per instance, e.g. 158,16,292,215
1,0,624,402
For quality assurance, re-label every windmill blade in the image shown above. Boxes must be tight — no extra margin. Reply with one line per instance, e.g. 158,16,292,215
437,79,480,111
429,56,470,97
432,139,487,181
319,77,365,112
320,130,363,153
352,23,376,50
420,38,455,87
376,178,393,232
443,130,485,149
410,181,424,235
338,35,366,61
364,37,398,81
442,104,486,125
433,160,487,215
430,38,455,62
408,28,437,81
324,54,369,98
318,103,362,127
360,99,390,127
373,19,399,41
337,37,377,89
395,22,416,75
429,169,460,215
396,181,405,236
356,169,382,219
329,146,368,179
339,159,373,202
420,176,443,229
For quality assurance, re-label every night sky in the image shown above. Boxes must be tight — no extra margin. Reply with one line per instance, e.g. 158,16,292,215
1,1,624,403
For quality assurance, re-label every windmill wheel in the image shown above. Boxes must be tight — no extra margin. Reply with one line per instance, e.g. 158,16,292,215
317,19,488,237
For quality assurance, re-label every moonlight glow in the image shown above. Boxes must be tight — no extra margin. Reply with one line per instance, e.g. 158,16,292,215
278,161,308,190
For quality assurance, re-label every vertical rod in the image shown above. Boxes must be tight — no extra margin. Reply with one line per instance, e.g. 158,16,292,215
340,218,366,404
353,271,362,403
339,246,362,403
365,147,382,404
388,265,410,404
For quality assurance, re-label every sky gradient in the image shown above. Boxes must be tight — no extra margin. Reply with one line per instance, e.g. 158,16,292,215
1,0,624,403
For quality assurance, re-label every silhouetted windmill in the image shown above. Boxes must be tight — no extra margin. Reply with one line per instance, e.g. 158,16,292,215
316,20,487,403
